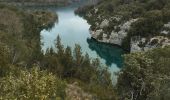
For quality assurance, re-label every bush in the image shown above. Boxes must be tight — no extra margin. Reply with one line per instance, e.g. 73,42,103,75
129,10,164,37
117,46,170,100
0,66,66,100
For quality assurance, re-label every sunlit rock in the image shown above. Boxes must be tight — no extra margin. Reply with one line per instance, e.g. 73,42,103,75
164,22,170,28
94,7,98,14
161,22,170,35
90,29,103,39
100,19,109,28
130,36,170,52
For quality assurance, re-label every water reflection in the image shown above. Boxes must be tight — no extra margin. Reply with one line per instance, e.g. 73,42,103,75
40,1,124,84
87,38,124,68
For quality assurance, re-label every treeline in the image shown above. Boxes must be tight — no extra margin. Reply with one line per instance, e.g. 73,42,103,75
41,35,117,99
0,0,69,3
0,4,66,99
0,0,71,6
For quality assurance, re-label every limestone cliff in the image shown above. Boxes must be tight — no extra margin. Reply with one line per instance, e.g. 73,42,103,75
76,0,170,52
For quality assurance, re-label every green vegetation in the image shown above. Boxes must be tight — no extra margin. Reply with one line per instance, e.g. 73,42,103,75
117,46,170,100
76,0,170,50
76,0,170,99
0,4,66,99
42,35,117,99
0,4,117,100
0,0,71,6
0,1,170,100
0,66,66,100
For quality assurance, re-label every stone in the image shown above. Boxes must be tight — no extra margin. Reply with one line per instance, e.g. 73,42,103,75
100,19,109,28
94,7,98,14
131,43,142,52
164,22,170,28
161,30,169,35
90,29,103,39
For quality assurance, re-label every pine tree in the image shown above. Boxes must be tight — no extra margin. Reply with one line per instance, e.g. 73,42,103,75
73,44,83,67
64,46,73,66
55,35,64,57
83,53,91,67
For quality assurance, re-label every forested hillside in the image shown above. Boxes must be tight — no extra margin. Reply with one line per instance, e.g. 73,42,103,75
0,0,170,100
76,0,170,52
0,4,117,100
0,0,72,6
75,0,170,99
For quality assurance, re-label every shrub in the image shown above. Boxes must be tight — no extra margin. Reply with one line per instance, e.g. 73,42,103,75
0,66,66,100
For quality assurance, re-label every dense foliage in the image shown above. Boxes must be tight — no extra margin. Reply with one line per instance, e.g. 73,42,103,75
0,0,71,6
0,4,117,100
41,35,117,99
76,0,170,50
0,1,170,100
0,66,66,100
117,46,170,100
76,0,170,99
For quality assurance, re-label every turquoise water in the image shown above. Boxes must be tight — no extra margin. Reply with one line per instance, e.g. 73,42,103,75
40,3,124,84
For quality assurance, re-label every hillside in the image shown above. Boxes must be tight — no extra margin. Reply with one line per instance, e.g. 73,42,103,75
0,0,73,6
75,0,170,99
0,4,118,100
76,0,170,52
0,1,170,100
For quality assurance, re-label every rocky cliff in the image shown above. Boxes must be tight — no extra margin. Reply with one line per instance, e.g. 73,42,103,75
76,0,170,52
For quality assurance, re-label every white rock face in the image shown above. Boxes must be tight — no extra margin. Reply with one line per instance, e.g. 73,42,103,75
131,43,142,52
90,19,138,46
131,36,143,52
100,19,109,28
108,19,138,45
90,29,103,39
111,16,121,21
109,31,122,45
102,33,110,43
94,8,98,14
87,12,92,17
161,30,169,35
161,22,170,35
87,6,170,52
130,36,170,52
164,22,170,28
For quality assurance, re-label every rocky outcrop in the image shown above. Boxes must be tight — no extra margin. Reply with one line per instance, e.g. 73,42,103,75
90,19,138,46
131,22,170,52
161,22,170,35
77,1,170,52
131,36,170,52
100,19,109,28
90,18,170,52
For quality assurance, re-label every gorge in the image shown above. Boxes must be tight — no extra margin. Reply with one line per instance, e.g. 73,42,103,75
40,1,124,84
0,0,170,99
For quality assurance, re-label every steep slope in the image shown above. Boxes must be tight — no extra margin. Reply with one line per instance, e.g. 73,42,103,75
0,4,118,100
76,0,170,52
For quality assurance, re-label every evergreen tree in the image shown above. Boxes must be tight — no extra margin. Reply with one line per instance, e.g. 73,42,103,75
55,35,64,57
73,44,83,67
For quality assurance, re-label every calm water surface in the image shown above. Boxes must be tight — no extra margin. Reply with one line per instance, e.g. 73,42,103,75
41,3,124,84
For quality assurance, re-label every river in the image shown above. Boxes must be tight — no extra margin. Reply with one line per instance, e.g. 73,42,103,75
40,1,124,84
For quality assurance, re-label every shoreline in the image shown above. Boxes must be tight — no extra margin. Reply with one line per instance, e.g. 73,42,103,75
90,37,130,53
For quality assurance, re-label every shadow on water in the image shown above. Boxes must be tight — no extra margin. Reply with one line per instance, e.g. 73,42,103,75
87,38,124,68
